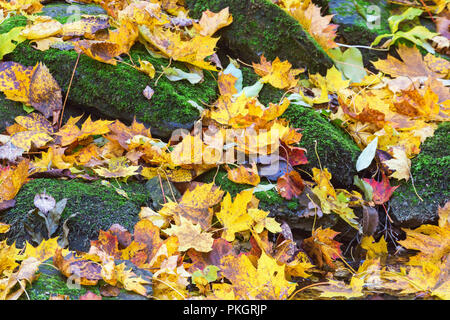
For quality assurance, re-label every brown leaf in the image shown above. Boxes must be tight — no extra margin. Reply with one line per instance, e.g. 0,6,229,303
29,62,62,120
277,170,304,200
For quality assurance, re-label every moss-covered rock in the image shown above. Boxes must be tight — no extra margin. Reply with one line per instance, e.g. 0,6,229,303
1,178,150,252
186,0,333,74
389,122,449,228
25,258,152,300
1,3,218,139
282,105,360,189
0,93,27,133
314,0,391,66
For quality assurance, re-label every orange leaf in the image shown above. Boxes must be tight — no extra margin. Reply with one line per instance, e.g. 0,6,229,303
277,170,304,200
302,227,342,268
226,163,260,186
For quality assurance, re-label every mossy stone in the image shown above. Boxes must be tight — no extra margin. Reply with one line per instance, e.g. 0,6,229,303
1,178,150,252
389,122,449,228
314,0,391,67
281,105,360,189
25,258,152,300
1,3,218,139
186,0,334,74
0,93,27,133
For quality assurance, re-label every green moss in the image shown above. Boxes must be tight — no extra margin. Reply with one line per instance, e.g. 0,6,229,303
390,122,449,227
26,265,99,300
1,11,218,138
282,104,360,188
186,0,333,74
2,178,150,251
0,94,26,132
0,14,27,33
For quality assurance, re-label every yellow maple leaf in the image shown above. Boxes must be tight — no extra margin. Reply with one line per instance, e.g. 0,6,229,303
159,182,224,230
226,163,260,186
218,252,296,299
0,223,10,234
398,202,450,265
93,157,140,179
165,217,214,253
361,235,388,260
21,237,64,262
286,1,338,51
252,55,303,89
194,7,233,37
383,146,411,181
0,159,29,202
216,189,255,241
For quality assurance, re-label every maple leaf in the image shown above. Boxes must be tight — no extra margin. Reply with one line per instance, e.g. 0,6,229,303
217,252,296,299
277,170,305,200
93,157,140,179
114,262,150,296
22,237,64,262
61,15,109,37
139,25,219,71
0,61,34,104
74,18,138,65
383,258,450,299
302,227,342,268
159,183,224,230
165,217,214,253
153,255,190,299
187,238,234,273
79,291,102,300
383,146,411,181
20,17,62,40
372,45,440,79
0,0,43,14
360,236,388,260
398,202,450,265
226,163,260,186
314,277,365,299
363,173,399,205
0,223,10,234
194,7,233,36
0,159,29,202
286,1,338,51
29,62,62,120
252,55,303,89
132,219,163,265
53,249,103,286
248,209,282,234
215,189,255,242
0,27,25,59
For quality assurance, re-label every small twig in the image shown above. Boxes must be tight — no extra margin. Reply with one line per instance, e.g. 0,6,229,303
409,172,424,202
157,173,167,205
288,282,330,300
335,42,390,51
59,52,81,129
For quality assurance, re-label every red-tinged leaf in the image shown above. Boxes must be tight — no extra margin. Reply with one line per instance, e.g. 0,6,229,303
187,238,234,273
364,173,399,205
280,143,308,166
90,230,121,259
277,170,305,200
302,227,342,268
79,291,102,300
